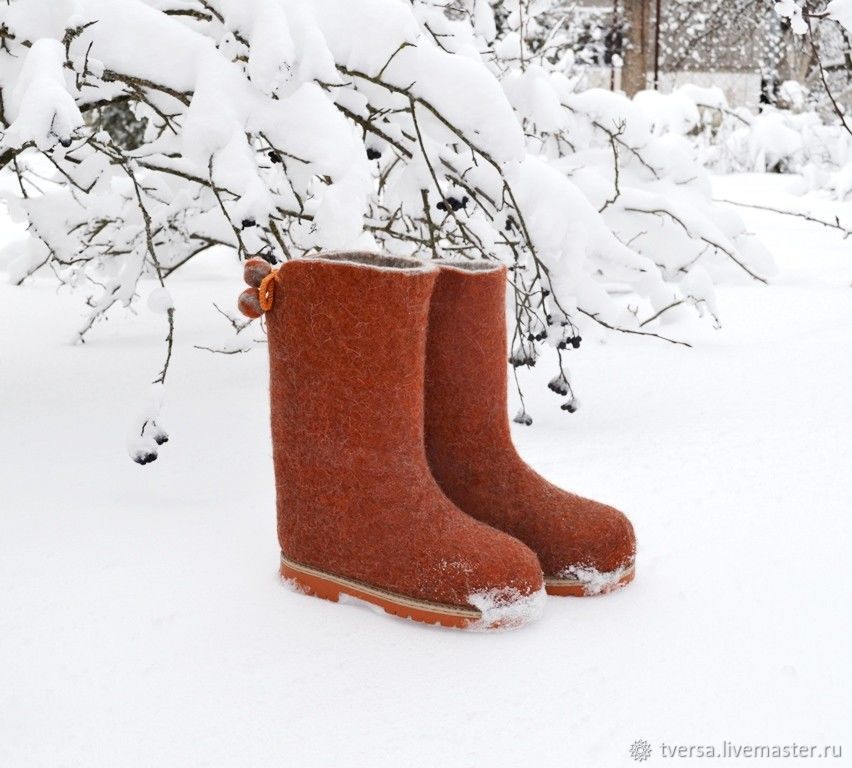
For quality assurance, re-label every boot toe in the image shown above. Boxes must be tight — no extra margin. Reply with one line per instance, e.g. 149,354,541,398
542,498,636,596
446,525,545,630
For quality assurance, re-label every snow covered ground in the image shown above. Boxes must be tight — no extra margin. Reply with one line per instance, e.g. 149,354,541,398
1,174,850,767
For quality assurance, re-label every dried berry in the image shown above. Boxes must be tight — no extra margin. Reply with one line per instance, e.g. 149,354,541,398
268,150,282,164
133,451,158,465
513,409,533,426
508,348,537,368
366,147,382,160
437,196,468,212
548,374,570,396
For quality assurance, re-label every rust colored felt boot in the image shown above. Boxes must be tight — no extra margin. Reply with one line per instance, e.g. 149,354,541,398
238,252,545,629
424,262,636,596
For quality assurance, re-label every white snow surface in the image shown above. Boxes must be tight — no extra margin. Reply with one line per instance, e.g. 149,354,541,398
1,174,852,765
828,0,852,31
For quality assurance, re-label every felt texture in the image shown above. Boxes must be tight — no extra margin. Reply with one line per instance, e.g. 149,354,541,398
424,263,636,580
258,253,544,609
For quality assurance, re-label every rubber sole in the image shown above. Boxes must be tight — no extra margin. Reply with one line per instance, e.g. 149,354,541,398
280,554,482,629
545,562,636,596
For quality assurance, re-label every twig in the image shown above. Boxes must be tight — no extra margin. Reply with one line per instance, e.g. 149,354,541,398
194,344,252,355
716,198,851,239
579,308,692,347
625,206,768,283
639,299,683,327
599,124,623,212
804,12,852,138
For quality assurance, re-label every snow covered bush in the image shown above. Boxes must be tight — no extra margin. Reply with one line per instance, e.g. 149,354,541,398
708,104,851,181
766,0,852,195
649,83,852,182
0,0,773,461
641,2,852,200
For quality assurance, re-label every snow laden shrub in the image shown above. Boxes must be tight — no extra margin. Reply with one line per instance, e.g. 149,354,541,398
0,0,772,462
633,82,852,197
768,0,852,198
708,103,852,186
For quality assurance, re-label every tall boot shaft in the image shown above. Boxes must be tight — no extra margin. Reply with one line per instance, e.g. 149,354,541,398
424,262,513,463
266,253,435,477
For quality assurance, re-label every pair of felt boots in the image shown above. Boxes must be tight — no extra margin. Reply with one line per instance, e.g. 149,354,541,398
238,251,635,630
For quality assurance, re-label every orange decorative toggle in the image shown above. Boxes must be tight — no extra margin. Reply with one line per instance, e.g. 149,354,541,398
238,287,263,319
238,258,277,319
244,258,272,288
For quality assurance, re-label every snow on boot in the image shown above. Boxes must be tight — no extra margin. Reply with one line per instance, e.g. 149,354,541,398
239,253,545,629
424,262,636,596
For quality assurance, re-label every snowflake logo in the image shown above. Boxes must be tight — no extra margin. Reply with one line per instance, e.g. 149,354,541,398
629,739,653,762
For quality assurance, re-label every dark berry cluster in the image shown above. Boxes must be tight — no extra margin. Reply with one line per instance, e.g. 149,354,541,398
366,147,382,160
513,410,533,426
268,150,282,164
436,196,468,212
557,335,582,350
133,422,169,466
133,450,158,465
547,374,570,396
509,349,537,368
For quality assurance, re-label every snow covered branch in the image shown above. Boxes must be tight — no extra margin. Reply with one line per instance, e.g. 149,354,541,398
0,0,775,459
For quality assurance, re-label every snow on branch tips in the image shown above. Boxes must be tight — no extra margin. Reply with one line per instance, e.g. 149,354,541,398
0,0,775,460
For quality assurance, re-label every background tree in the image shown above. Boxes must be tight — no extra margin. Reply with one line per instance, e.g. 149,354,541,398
622,0,652,96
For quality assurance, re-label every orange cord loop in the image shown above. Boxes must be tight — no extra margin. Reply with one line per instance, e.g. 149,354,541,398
258,271,277,312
